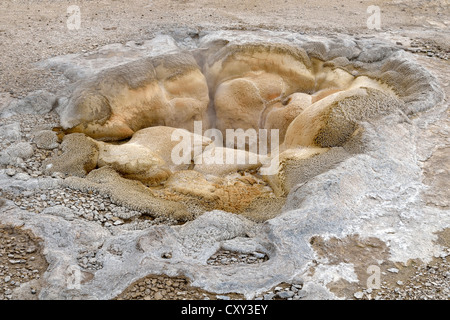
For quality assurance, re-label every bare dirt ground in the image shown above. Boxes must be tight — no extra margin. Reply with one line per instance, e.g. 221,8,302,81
0,0,449,300
0,0,448,98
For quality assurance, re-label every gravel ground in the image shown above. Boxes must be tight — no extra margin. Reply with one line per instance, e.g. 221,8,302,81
207,250,269,266
356,255,450,300
0,0,448,98
405,39,450,60
0,225,48,300
115,275,244,300
0,0,449,300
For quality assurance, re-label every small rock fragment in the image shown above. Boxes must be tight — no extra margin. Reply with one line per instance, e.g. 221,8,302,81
154,292,163,300
354,291,364,299
277,290,295,299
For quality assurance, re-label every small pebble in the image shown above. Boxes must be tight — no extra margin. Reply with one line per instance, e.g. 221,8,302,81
153,292,163,300
5,168,16,176
354,291,364,299
277,290,294,299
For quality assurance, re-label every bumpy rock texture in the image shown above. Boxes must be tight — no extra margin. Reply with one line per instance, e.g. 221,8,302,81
42,133,98,177
51,32,444,220
0,30,447,301
60,52,210,141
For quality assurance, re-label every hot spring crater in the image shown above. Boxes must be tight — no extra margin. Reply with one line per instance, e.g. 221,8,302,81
1,30,446,299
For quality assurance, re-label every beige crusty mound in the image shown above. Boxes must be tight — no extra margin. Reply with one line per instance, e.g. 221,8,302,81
259,85,405,195
204,42,398,149
283,87,405,149
96,142,170,187
193,146,266,176
43,133,99,177
55,127,281,221
204,43,316,142
204,43,315,94
263,85,404,195
54,40,427,222
95,126,212,186
60,52,210,141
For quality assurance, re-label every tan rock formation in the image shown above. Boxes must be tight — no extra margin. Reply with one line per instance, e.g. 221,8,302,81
56,41,414,221
95,126,212,186
283,87,404,149
193,146,266,176
60,52,210,141
42,133,99,177
205,43,316,140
